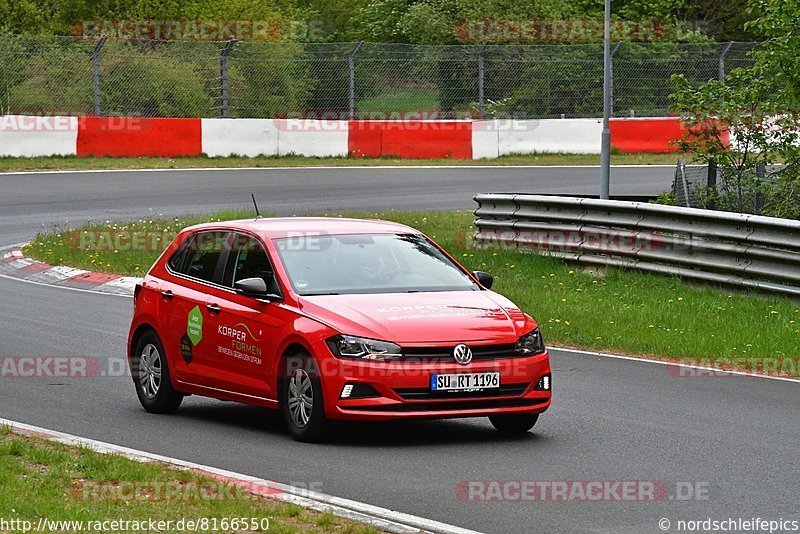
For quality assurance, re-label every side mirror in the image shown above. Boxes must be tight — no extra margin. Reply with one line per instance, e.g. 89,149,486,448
234,277,282,301
473,271,493,289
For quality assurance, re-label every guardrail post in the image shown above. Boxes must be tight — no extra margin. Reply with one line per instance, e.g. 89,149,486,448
348,40,364,120
219,38,237,119
91,36,107,116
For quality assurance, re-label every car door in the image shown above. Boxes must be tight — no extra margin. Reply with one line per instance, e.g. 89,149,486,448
157,230,228,388
203,232,288,399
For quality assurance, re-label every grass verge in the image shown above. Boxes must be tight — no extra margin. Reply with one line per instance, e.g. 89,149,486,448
23,211,800,368
0,152,678,173
0,430,379,534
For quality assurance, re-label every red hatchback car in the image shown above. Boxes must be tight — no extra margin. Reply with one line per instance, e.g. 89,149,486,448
128,217,552,442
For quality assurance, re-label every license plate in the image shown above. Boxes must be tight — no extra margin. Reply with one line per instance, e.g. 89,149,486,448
430,372,500,392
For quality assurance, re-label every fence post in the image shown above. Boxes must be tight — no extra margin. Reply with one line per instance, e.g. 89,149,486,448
91,36,107,116
609,42,621,117
718,42,733,83
348,40,364,120
219,38,238,119
707,160,717,188
478,45,488,118
755,162,766,214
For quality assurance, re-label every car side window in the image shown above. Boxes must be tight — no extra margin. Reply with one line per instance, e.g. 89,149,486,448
224,234,278,293
167,235,192,272
177,231,228,284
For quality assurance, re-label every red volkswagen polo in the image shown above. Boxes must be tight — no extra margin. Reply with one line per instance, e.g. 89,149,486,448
128,217,551,442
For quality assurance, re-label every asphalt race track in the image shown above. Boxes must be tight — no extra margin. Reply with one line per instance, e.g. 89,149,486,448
0,166,672,245
1,166,798,534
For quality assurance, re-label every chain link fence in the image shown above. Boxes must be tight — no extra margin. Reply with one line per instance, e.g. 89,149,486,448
0,35,757,119
672,160,780,215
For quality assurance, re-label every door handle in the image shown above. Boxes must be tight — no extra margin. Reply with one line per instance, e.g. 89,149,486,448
160,290,173,300
206,303,221,314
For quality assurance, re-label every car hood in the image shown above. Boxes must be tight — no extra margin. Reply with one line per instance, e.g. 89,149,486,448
298,291,532,344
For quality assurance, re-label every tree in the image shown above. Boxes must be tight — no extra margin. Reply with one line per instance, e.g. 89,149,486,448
669,0,800,218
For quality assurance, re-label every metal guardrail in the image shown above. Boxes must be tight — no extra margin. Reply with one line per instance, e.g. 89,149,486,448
473,194,800,297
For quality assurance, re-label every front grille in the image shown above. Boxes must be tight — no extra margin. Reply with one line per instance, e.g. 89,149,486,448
394,383,530,400
343,397,549,413
400,343,523,363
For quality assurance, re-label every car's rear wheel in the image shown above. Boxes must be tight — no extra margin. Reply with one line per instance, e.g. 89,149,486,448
488,414,539,434
133,330,183,414
280,353,330,443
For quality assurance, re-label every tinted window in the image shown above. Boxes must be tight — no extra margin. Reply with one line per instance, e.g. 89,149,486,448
224,234,278,292
167,238,191,272
176,231,228,284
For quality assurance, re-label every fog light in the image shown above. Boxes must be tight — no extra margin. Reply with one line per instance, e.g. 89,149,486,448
339,383,380,399
536,375,551,391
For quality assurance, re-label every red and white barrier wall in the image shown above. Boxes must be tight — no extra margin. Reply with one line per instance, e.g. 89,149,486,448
0,115,718,159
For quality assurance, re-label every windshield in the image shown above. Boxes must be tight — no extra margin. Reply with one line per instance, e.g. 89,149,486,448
273,233,478,295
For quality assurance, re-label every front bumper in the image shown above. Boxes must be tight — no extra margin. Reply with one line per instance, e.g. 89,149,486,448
315,346,552,421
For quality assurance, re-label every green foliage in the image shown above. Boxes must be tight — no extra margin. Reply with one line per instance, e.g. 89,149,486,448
0,0,769,43
668,0,800,219
100,48,215,117
6,41,94,114
228,43,315,118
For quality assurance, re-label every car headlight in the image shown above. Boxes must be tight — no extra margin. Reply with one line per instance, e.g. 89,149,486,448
326,335,402,362
515,328,545,355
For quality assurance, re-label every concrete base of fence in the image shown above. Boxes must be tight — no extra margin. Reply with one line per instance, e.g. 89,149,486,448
0,115,695,159
0,116,79,157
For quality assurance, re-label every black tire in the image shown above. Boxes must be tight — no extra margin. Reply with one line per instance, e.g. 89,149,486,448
132,330,183,414
280,353,330,443
488,414,539,434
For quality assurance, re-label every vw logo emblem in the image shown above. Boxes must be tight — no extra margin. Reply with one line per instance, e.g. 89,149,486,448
453,344,473,365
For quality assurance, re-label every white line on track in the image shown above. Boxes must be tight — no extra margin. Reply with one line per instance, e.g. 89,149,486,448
0,164,679,176
551,347,800,384
0,272,133,298
0,418,481,534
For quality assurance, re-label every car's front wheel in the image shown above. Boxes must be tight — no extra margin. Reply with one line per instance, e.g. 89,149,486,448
133,330,183,414
488,414,539,434
280,353,330,443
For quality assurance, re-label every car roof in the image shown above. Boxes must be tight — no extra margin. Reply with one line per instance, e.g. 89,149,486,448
184,217,419,238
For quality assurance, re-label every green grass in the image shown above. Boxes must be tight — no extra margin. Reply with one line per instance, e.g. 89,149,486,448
0,431,381,534
24,211,800,367
0,152,679,172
